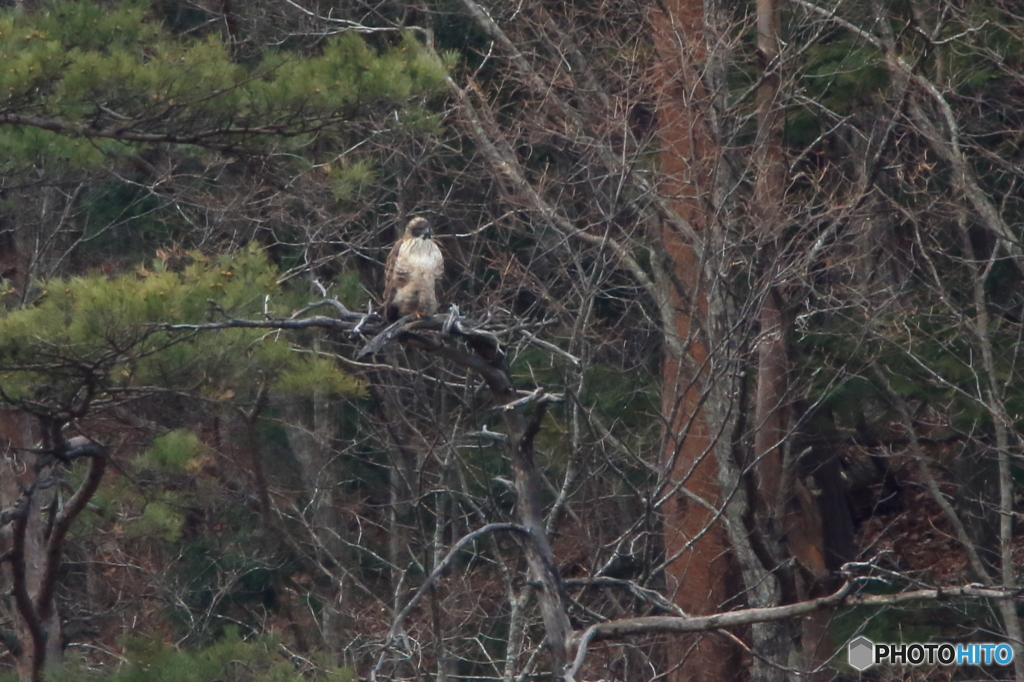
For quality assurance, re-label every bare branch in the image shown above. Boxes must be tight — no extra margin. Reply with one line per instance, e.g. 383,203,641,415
566,582,1022,680
372,522,528,681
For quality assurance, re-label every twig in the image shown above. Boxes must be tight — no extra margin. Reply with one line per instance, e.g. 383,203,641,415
371,523,528,682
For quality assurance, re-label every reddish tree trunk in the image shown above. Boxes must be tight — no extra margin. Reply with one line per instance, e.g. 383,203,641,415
651,1,745,679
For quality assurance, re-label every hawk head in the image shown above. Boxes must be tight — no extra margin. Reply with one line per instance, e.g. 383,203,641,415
405,217,432,240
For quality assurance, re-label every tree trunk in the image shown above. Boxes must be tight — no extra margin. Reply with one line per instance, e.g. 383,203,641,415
0,410,62,682
650,1,745,679
280,388,350,655
749,0,805,679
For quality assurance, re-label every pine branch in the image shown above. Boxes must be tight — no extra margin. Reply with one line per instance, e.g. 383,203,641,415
0,112,341,149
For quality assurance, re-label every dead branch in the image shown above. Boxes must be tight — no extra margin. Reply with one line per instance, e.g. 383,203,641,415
565,582,1024,681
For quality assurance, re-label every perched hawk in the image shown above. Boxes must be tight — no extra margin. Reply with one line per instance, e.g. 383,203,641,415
383,217,444,322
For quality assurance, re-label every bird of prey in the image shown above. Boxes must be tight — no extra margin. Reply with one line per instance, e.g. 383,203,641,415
383,217,444,322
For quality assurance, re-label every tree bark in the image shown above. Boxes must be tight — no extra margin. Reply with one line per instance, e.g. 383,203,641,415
0,411,61,682
650,1,745,679
749,0,806,678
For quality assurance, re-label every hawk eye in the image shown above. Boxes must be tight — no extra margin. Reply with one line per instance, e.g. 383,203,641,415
406,217,431,238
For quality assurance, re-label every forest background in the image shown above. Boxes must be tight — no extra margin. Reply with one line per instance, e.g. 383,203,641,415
1,0,1023,681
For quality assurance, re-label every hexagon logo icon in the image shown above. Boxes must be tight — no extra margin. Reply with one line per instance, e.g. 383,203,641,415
848,636,875,671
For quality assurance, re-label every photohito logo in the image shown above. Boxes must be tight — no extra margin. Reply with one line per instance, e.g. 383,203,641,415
848,636,1015,670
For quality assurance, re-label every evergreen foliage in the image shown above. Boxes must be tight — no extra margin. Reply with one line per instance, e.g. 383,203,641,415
0,2,448,161
0,243,361,418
